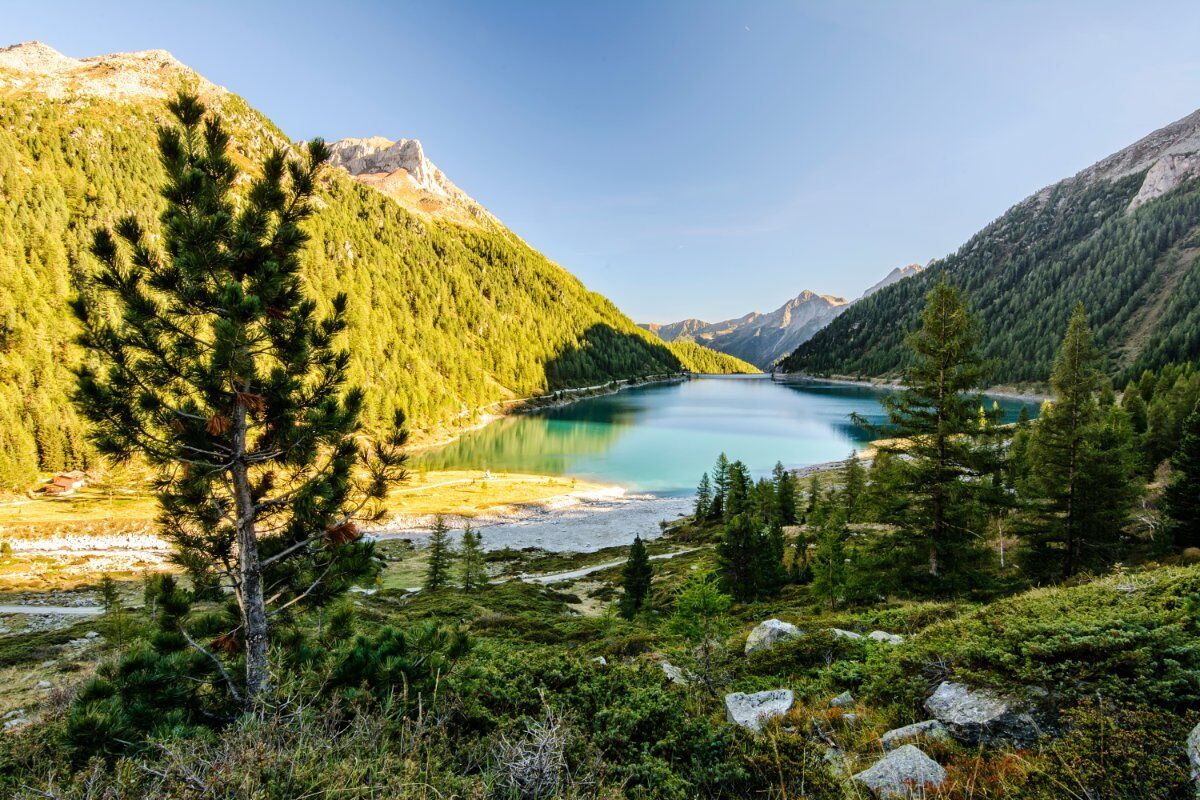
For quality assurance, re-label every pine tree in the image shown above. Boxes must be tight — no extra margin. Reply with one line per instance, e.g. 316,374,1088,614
694,472,713,520
772,461,797,525
1164,403,1200,549
459,524,485,591
1022,306,1136,579
791,529,812,584
1121,380,1148,434
854,278,1000,590
806,474,822,519
669,570,731,696
619,535,653,618
425,516,453,591
73,93,407,702
811,509,848,609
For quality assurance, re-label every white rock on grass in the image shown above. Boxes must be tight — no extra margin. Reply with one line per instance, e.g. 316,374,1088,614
880,720,951,750
868,630,904,645
831,628,862,640
660,660,689,686
852,745,947,799
830,691,855,708
744,619,802,655
924,682,1042,746
724,690,794,732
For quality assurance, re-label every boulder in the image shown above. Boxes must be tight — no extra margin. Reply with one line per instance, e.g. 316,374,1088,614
830,691,855,709
868,630,904,645
744,618,802,655
924,682,1042,746
880,720,951,750
831,628,862,640
852,745,946,799
1188,721,1200,791
725,690,794,732
660,660,689,686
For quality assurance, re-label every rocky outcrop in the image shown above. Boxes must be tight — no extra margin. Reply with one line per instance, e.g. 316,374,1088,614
744,618,803,655
852,745,946,799
867,630,905,645
724,690,794,732
0,41,223,101
879,720,951,750
924,682,1043,746
1187,721,1200,794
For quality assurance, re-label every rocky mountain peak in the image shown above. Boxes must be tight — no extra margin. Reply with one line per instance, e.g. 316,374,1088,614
323,135,495,227
0,40,220,100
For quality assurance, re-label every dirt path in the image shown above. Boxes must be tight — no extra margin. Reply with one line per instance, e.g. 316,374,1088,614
0,604,103,616
517,548,698,584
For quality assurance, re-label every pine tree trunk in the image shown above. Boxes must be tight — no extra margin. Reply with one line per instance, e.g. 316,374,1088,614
232,398,269,702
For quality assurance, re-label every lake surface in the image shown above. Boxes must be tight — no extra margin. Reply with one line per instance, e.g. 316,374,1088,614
415,376,1038,496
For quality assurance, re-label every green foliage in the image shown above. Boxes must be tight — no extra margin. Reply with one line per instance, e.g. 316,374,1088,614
458,524,486,591
665,340,759,374
783,170,1200,383
810,509,848,608
0,90,684,489
1019,307,1141,579
619,535,653,619
694,471,712,519
716,513,784,603
857,279,1004,592
1165,403,1200,548
424,516,454,592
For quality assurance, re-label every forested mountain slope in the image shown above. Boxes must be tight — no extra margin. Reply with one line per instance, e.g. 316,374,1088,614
781,107,1200,383
0,42,684,488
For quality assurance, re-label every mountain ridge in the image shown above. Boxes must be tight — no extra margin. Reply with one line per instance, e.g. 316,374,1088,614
779,104,1200,382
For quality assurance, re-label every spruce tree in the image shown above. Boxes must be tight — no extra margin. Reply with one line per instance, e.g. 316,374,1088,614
855,278,1000,590
1022,306,1136,579
619,535,653,618
1121,380,1148,434
424,516,453,591
811,509,848,609
459,524,486,591
716,513,760,602
73,93,406,702
724,460,751,520
806,474,822,519
694,472,713,520
772,461,796,525
711,453,730,519
1164,403,1200,549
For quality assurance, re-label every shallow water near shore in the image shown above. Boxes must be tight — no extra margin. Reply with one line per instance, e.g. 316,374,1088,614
415,375,1039,496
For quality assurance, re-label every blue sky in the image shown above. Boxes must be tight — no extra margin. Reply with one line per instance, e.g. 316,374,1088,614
8,1,1200,321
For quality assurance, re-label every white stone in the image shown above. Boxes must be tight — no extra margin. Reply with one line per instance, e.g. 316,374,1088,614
724,690,794,732
924,682,1041,746
831,628,862,640
867,630,904,645
880,720,951,750
744,618,803,655
830,691,855,708
852,745,947,799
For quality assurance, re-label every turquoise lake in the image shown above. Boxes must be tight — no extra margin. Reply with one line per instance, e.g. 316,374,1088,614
415,376,1039,496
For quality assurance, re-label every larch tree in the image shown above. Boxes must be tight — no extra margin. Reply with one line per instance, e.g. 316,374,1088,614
74,93,407,703
854,277,1001,591
459,524,486,591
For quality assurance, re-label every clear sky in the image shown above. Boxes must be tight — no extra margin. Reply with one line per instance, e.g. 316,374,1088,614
7,1,1200,322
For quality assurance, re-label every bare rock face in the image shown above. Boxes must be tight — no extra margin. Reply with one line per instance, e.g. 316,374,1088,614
879,719,951,750
1187,721,1200,794
852,745,946,799
924,682,1043,746
724,690,794,732
744,618,803,655
0,41,222,100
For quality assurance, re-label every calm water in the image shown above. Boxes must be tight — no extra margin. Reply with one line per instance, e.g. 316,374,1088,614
415,376,1038,496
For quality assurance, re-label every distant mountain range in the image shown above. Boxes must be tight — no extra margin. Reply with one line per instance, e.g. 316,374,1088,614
781,105,1200,383
641,264,923,369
